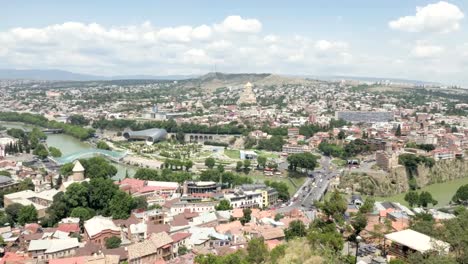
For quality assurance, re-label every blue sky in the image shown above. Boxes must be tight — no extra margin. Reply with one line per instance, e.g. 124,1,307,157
2,1,468,85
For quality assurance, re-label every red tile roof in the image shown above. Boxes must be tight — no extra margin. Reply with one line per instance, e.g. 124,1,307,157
57,223,80,233
49,256,85,264
170,232,191,242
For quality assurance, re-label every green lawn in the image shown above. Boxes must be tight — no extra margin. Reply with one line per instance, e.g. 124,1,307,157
331,158,347,167
374,177,468,207
245,170,305,195
254,150,279,159
224,149,240,159
325,177,468,208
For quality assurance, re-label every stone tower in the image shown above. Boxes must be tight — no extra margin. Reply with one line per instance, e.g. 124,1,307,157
72,160,85,181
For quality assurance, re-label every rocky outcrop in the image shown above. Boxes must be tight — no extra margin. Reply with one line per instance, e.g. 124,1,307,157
339,160,468,196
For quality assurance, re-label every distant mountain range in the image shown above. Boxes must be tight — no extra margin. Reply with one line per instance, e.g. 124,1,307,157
0,69,197,81
0,68,440,86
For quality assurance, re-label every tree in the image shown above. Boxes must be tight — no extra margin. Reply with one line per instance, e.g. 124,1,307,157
265,181,290,201
240,208,252,225
80,157,118,179
96,141,111,150
216,199,232,211
184,160,193,171
318,190,347,222
452,184,468,204
359,197,375,214
451,126,458,133
419,191,438,208
6,203,24,223
405,191,420,207
105,236,122,249
178,245,188,255
63,183,89,208
257,156,267,169
351,212,367,236
285,220,307,240
217,164,225,173
33,143,49,159
243,160,251,170
109,190,136,219
18,205,38,225
68,114,89,126
338,130,346,140
48,146,62,157
395,124,402,137
134,168,159,180
269,244,286,264
287,152,318,172
236,161,243,172
247,237,268,264
205,157,215,169
70,207,94,224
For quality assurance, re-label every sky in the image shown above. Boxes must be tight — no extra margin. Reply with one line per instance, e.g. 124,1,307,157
2,0,468,85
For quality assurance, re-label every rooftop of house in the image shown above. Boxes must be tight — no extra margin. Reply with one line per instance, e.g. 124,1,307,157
84,216,120,238
127,232,173,260
384,229,450,254
28,238,80,253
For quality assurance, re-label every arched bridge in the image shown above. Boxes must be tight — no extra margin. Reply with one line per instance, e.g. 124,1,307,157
50,149,128,165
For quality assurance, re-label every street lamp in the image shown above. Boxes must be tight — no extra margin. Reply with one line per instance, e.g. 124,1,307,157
355,235,362,264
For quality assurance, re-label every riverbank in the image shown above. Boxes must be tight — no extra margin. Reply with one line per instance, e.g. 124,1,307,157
1,121,138,179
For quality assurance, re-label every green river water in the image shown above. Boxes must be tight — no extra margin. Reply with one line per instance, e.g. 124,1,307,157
1,122,136,179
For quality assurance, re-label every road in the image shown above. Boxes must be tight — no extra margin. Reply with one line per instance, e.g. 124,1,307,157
276,155,340,214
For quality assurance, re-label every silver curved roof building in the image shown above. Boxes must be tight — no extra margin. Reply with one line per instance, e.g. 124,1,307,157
123,128,167,144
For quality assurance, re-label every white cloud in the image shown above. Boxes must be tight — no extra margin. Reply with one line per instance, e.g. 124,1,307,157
214,15,262,33
0,16,353,76
315,40,348,51
411,43,444,58
389,1,464,33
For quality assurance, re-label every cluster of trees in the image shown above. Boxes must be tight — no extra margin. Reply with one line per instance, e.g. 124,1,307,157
0,112,94,140
215,199,232,211
133,168,192,183
2,141,23,155
257,135,286,152
287,152,318,172
68,114,89,126
410,210,468,263
199,169,253,187
96,141,111,150
0,204,38,226
60,157,118,179
404,191,438,207
452,184,468,204
163,159,193,171
264,180,290,201
405,142,436,152
299,119,350,138
319,139,371,159
6,127,47,156
235,160,252,172
45,177,147,225
48,146,62,158
398,153,435,179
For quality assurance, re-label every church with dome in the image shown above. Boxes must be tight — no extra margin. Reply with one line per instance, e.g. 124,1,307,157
237,82,257,105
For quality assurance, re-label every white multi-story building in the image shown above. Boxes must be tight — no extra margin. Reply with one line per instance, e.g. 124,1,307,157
224,191,263,209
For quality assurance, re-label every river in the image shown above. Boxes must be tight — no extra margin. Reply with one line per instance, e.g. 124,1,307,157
1,122,136,179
